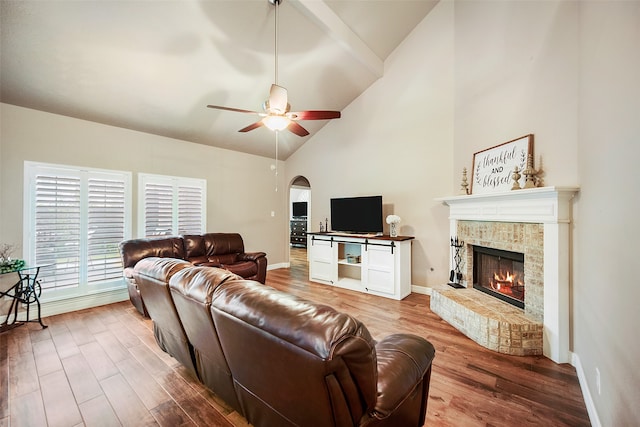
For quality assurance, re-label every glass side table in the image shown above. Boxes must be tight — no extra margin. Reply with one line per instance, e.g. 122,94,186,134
0,264,50,333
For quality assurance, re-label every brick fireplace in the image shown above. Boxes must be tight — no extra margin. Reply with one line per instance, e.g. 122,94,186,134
433,187,579,363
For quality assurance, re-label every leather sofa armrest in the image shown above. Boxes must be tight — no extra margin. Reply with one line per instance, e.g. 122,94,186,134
371,334,435,419
123,266,135,280
237,251,266,262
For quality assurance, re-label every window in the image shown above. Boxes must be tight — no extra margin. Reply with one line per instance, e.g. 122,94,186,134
24,162,132,300
138,173,206,237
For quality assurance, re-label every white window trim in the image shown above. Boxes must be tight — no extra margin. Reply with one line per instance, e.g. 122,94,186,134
23,161,132,302
138,173,206,238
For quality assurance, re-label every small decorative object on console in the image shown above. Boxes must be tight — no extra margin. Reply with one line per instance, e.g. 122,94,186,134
386,215,401,238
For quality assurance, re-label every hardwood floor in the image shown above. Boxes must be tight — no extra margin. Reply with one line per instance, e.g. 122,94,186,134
0,248,590,427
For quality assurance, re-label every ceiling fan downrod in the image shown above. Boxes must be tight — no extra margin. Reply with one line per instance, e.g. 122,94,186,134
270,0,282,85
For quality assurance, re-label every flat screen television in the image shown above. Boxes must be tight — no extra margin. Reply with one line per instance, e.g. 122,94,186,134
330,195,383,234
292,201,307,217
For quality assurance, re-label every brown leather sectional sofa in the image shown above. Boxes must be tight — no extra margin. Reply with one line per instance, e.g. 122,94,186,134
119,233,267,316
133,257,436,427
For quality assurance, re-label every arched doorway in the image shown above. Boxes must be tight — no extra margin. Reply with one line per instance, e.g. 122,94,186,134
289,176,310,269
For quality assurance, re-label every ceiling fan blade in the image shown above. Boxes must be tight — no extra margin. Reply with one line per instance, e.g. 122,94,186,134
289,110,341,120
207,105,260,114
287,121,310,137
238,121,264,133
269,84,289,114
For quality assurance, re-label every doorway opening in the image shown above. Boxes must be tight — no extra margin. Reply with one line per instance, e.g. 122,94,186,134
289,176,310,270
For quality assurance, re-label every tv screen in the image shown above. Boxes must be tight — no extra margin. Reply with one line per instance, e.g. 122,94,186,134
292,202,307,217
330,196,383,234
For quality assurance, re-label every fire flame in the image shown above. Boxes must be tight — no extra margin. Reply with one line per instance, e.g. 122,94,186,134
490,271,520,294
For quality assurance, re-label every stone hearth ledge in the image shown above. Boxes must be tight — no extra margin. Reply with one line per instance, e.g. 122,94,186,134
430,285,543,356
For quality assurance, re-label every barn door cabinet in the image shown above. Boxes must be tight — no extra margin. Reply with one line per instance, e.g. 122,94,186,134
307,233,413,300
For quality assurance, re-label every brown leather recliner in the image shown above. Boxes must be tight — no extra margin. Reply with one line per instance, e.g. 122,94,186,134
132,257,197,378
119,233,267,316
168,272,436,427
168,266,245,414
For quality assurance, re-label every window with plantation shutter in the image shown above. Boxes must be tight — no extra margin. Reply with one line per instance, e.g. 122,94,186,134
87,177,127,284
139,174,206,237
24,162,131,300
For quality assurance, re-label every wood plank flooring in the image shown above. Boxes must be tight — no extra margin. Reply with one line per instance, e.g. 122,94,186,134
0,248,591,426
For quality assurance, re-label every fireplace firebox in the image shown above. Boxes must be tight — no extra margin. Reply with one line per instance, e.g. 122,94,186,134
473,245,525,309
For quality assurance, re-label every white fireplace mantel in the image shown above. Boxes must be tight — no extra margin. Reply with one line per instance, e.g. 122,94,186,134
436,186,579,363
436,186,579,224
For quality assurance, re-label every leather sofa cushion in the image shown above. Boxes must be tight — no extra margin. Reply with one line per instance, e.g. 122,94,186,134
168,266,245,413
183,233,245,258
212,280,375,358
134,257,192,282
132,257,196,376
220,261,257,278
189,254,238,266
170,266,242,304
210,280,378,424
119,237,185,268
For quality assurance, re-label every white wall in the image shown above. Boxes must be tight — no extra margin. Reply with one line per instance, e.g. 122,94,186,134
286,1,455,288
453,0,579,187
0,103,288,268
576,2,640,425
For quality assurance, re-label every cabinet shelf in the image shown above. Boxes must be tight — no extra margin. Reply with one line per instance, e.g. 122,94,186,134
338,259,361,267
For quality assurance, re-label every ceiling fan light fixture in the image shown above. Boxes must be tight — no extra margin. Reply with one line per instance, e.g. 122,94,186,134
263,115,290,131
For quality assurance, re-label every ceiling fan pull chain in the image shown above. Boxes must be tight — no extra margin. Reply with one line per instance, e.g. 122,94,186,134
274,131,279,192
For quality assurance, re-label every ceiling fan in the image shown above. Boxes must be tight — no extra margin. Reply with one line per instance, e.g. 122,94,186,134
206,0,341,137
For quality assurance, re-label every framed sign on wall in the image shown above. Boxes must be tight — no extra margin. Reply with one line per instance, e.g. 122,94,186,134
471,134,533,194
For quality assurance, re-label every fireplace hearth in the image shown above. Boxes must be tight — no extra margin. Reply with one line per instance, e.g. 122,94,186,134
473,246,525,309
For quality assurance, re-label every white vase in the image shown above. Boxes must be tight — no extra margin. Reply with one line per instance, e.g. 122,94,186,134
390,222,398,237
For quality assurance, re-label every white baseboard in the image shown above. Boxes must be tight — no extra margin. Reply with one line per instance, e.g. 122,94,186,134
41,288,130,318
268,262,289,270
412,285,431,295
572,351,602,427
1,288,130,324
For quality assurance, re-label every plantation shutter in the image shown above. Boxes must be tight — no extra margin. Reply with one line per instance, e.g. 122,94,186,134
87,177,127,284
140,174,206,238
143,182,174,236
177,184,204,235
34,174,82,291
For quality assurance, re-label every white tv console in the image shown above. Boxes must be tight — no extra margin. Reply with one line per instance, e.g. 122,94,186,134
307,232,414,300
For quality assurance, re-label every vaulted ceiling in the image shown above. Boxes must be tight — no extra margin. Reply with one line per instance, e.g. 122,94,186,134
1,0,438,159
